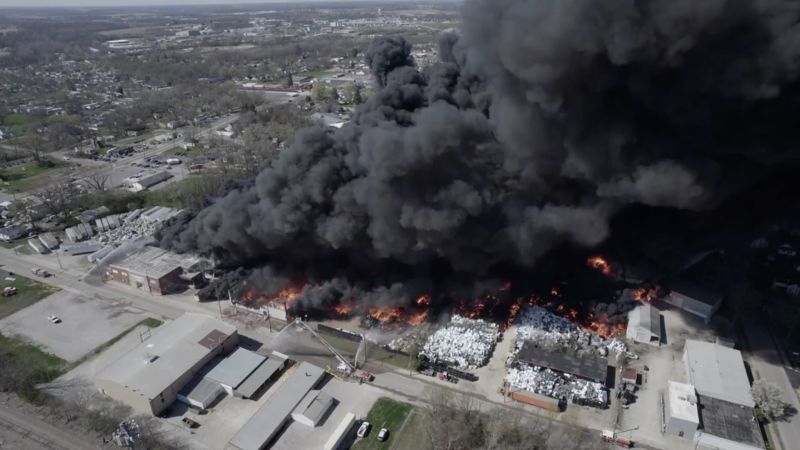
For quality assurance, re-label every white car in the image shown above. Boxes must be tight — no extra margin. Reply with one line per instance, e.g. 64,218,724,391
377,428,388,442
47,315,61,324
357,421,370,438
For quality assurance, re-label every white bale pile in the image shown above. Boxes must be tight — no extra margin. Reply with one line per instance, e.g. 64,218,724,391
421,315,499,369
513,306,630,358
506,364,607,406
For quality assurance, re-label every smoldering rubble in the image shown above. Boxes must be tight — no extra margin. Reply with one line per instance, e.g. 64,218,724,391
165,0,800,312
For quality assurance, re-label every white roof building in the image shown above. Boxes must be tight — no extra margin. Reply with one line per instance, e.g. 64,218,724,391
665,381,699,439
683,340,754,408
95,313,238,415
626,303,661,346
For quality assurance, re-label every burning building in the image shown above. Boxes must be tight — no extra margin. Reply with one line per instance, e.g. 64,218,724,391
162,0,800,329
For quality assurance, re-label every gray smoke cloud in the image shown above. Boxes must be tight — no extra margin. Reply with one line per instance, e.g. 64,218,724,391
168,0,800,310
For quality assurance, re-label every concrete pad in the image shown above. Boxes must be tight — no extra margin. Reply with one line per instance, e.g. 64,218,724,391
0,290,148,362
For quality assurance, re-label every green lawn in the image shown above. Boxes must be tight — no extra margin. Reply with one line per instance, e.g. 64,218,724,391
299,69,331,79
0,332,67,402
3,113,27,127
0,159,65,192
392,409,430,450
0,275,60,319
352,397,414,450
115,131,159,146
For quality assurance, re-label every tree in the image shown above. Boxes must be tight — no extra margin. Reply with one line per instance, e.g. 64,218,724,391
38,181,78,220
752,379,789,421
85,173,110,192
311,81,329,102
285,71,294,88
345,83,363,105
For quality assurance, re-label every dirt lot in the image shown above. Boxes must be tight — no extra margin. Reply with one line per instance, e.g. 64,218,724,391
0,290,149,362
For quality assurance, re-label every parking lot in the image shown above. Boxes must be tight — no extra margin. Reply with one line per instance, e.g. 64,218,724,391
0,290,149,362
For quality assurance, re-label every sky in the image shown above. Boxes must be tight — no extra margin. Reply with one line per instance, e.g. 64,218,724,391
0,0,401,7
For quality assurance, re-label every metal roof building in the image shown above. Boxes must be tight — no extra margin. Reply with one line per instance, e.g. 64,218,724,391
517,341,607,383
683,340,754,408
235,354,286,399
626,303,662,346
205,348,265,394
228,362,326,450
697,395,764,450
95,313,238,416
291,390,335,427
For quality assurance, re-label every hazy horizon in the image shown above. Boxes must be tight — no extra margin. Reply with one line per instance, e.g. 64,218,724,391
0,0,419,8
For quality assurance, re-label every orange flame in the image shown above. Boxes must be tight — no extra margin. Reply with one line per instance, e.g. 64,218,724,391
368,306,405,323
633,286,658,303
408,309,429,326
415,294,432,306
241,286,301,312
333,303,353,316
587,256,613,276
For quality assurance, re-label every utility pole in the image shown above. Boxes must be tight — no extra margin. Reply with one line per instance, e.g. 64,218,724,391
54,249,63,270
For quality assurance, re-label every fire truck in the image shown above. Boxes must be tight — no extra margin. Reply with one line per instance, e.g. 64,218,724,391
601,430,633,448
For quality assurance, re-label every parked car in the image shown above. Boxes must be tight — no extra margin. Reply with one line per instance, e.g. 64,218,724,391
377,428,389,442
47,315,61,324
357,421,371,438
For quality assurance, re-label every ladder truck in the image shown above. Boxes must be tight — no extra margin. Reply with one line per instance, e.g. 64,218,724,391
282,318,374,382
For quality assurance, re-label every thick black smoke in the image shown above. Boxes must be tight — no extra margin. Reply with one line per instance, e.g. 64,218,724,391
168,0,800,313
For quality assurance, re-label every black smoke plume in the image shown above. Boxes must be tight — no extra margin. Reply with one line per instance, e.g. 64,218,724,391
166,0,800,318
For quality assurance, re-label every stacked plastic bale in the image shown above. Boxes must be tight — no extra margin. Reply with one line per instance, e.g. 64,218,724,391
421,315,499,369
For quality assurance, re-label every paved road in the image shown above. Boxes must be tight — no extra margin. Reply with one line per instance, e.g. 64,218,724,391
743,312,800,450
0,403,99,450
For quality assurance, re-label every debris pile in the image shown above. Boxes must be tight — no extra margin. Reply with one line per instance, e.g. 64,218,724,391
420,315,499,369
95,207,181,246
387,331,428,354
506,364,608,407
514,306,630,358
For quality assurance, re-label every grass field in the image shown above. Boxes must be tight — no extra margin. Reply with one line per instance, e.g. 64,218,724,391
0,159,65,192
115,130,159,146
352,397,414,450
0,275,59,319
392,408,430,450
0,332,67,401
3,113,27,127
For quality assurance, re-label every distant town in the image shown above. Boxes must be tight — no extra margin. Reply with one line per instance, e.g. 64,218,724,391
1,2,800,450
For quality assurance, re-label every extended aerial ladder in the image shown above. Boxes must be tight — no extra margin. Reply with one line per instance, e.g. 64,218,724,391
279,318,373,381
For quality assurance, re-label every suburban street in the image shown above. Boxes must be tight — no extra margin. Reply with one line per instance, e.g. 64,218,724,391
743,307,800,450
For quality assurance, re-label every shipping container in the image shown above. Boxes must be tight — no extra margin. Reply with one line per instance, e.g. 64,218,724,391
510,390,562,412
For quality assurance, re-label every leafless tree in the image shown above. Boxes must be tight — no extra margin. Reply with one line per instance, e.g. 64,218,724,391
85,172,110,192
38,181,78,219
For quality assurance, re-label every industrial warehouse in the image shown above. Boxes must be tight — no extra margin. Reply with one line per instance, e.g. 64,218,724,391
95,314,288,416
660,340,765,450
104,247,206,295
